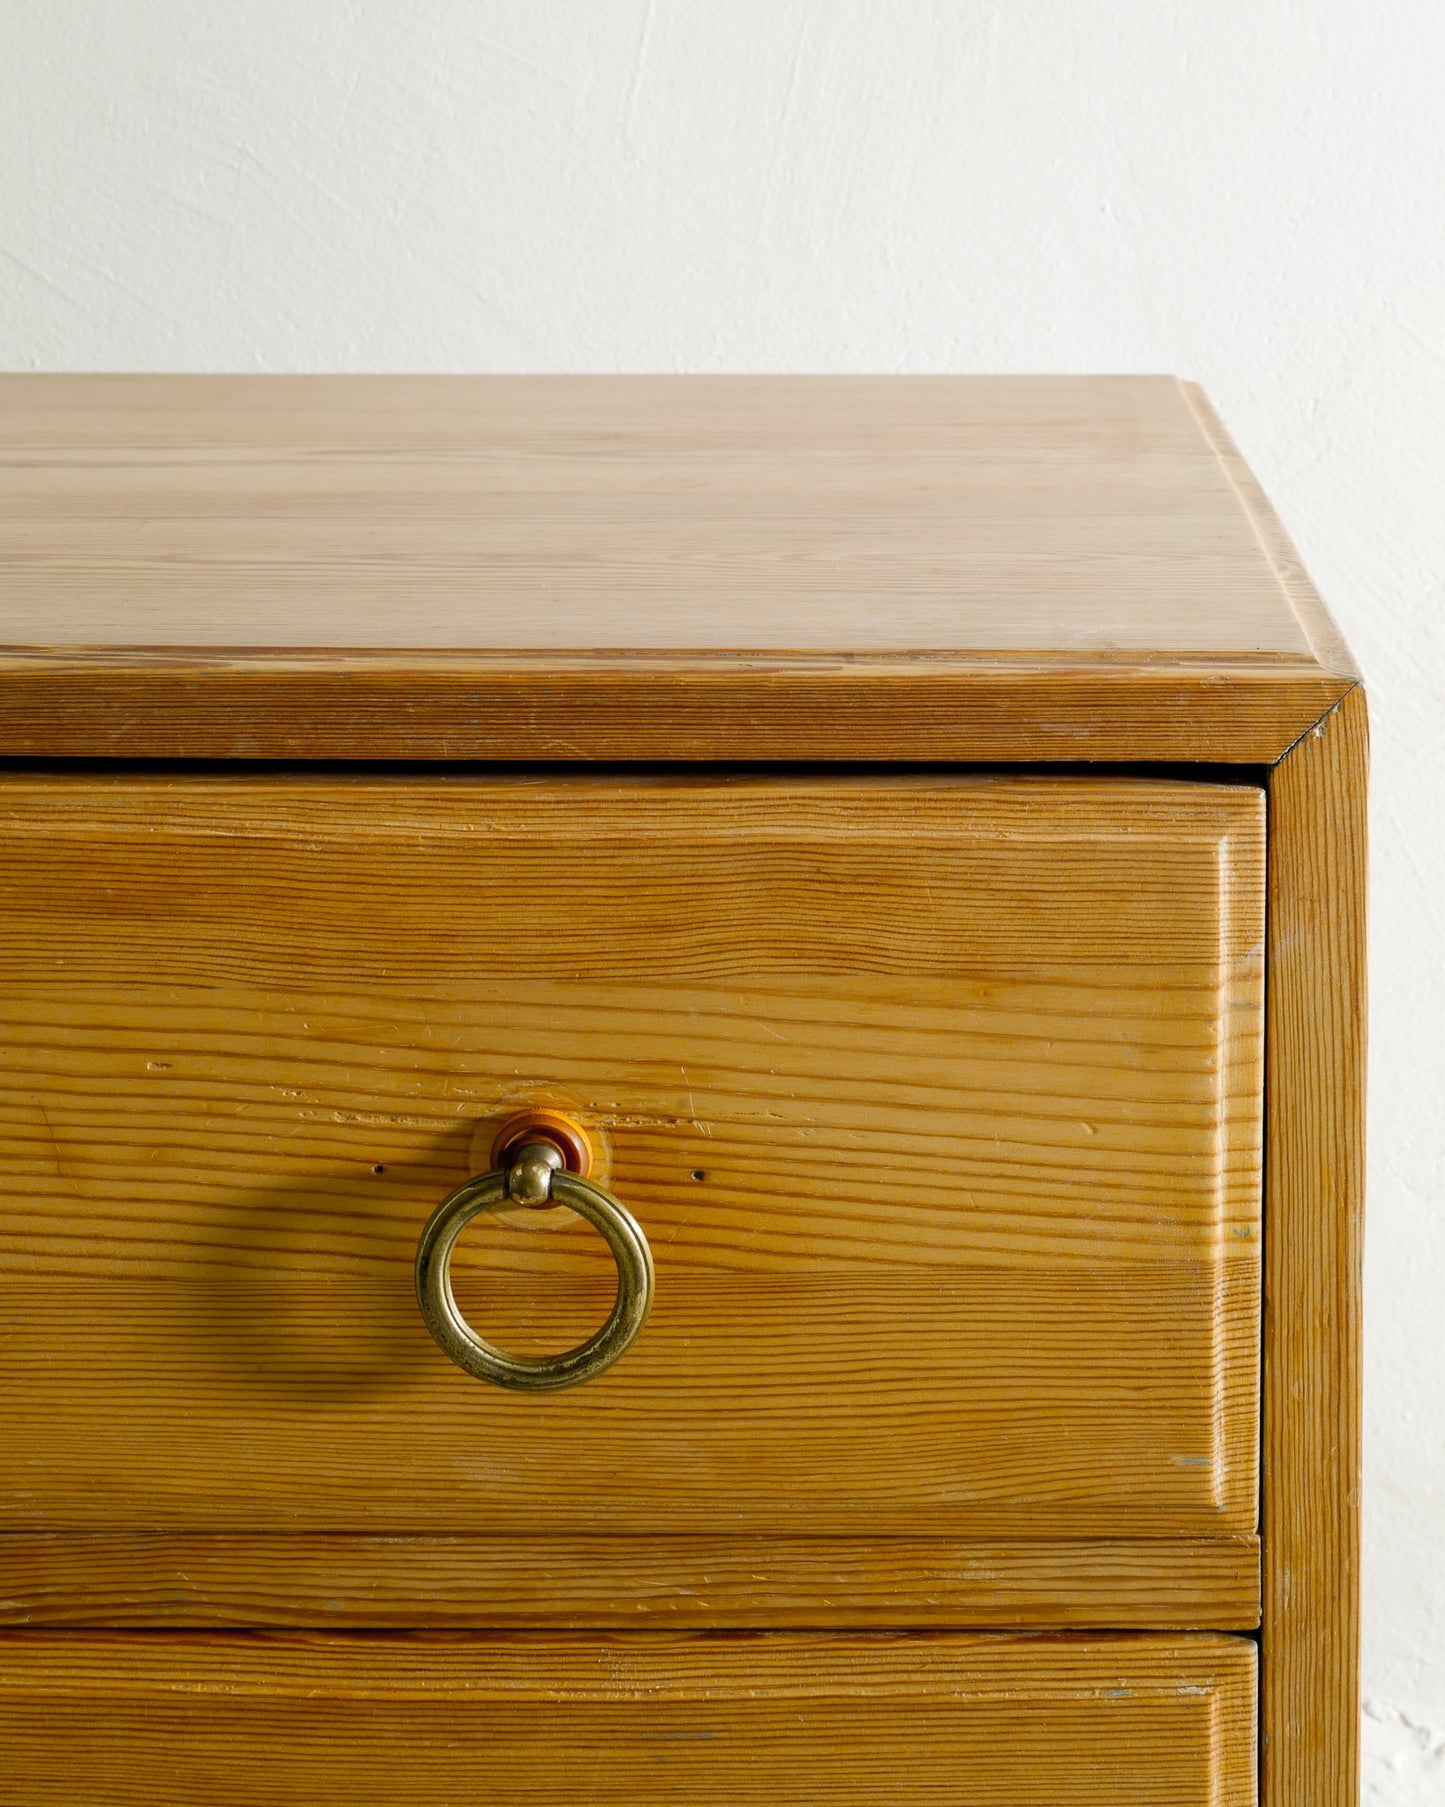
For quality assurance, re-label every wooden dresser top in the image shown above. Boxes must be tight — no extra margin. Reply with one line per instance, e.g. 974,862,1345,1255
0,374,1355,761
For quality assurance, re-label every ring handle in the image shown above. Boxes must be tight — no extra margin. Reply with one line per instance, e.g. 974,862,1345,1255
414,1140,654,1392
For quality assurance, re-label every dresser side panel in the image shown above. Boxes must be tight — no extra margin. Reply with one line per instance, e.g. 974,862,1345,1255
1263,683,1366,1807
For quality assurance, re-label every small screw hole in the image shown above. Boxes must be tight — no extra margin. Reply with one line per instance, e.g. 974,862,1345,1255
372,1164,386,1175
691,1169,707,1182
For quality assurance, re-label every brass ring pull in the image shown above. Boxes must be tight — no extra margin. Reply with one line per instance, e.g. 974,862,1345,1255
414,1141,654,1392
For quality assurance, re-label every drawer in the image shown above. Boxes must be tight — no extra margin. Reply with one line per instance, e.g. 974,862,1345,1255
0,1631,1256,1806
0,772,1263,1625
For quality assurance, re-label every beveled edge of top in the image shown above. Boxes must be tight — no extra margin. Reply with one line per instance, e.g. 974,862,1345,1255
1178,383,1358,686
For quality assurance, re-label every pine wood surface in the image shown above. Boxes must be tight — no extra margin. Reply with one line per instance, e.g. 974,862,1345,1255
0,1630,1257,1806
0,774,1262,1564
1262,686,1366,1807
0,1532,1261,1630
0,1268,1258,1539
0,373,1352,761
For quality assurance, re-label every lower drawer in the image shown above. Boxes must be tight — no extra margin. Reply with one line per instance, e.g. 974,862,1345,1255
0,1631,1254,1805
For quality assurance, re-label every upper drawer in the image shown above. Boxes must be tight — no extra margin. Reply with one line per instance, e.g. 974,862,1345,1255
0,774,1261,1546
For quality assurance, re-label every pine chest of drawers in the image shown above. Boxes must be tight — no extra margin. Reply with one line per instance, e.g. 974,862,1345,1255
0,375,1364,1805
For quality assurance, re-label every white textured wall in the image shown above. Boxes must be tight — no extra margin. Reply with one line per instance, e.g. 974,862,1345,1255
3,4,1442,1795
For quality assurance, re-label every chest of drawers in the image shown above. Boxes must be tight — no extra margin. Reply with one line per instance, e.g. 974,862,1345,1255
0,375,1364,1805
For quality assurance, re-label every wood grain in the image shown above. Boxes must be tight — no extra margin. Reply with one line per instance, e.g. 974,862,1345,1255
0,374,1334,654
0,373,1352,761
0,1630,1257,1806
0,653,1350,764
0,774,1262,1568
0,1267,1259,1539
1262,685,1367,1807
0,1532,1261,1630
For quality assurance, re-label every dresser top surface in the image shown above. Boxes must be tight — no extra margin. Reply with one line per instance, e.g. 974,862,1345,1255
0,372,1348,664
0,374,1355,762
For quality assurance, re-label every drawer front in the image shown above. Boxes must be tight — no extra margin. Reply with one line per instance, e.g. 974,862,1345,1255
0,1632,1256,1806
0,775,1262,1592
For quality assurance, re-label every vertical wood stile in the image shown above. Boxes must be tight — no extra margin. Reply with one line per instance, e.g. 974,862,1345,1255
1264,684,1367,1806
